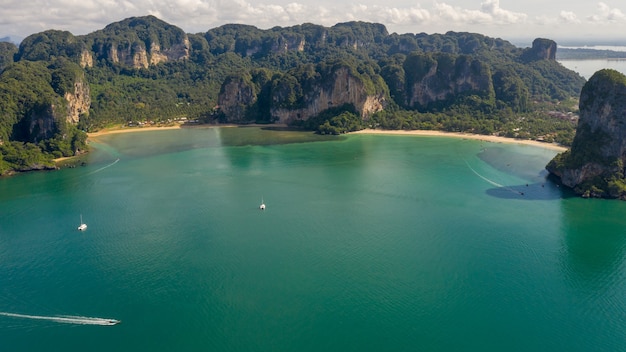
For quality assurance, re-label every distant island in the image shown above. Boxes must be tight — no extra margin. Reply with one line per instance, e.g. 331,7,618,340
0,15,585,176
557,47,626,60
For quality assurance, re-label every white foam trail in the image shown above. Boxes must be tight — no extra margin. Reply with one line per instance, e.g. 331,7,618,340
0,312,120,326
465,160,522,195
88,158,120,175
465,160,504,187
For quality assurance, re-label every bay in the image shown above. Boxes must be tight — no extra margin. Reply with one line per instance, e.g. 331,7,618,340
557,44,626,79
1,127,626,351
558,58,626,79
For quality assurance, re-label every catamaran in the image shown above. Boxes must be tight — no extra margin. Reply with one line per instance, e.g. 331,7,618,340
78,214,87,231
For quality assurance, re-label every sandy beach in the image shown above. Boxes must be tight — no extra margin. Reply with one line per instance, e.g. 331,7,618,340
350,129,568,152
53,124,188,163
85,123,271,139
87,124,185,138
83,124,568,151
53,125,567,164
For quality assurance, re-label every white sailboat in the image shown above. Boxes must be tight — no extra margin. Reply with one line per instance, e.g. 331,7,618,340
77,214,87,231
259,197,266,210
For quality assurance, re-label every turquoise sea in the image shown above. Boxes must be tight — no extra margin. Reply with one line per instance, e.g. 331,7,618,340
1,127,626,351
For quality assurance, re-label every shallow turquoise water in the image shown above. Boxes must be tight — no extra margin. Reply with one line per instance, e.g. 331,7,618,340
1,127,626,351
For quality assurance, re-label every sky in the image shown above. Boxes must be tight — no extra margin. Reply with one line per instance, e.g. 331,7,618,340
2,0,626,46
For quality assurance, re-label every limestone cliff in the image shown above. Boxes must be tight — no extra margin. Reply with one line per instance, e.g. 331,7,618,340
217,64,386,124
269,33,306,55
26,104,57,143
79,49,93,68
521,38,557,62
87,16,190,69
107,42,150,68
404,53,494,111
242,33,306,57
24,73,90,142
16,19,190,69
547,69,626,199
271,66,386,124
149,39,191,65
93,36,189,69
64,77,91,124
217,75,257,122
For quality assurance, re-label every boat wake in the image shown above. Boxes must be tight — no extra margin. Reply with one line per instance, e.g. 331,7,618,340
465,160,524,196
0,312,120,326
88,158,120,175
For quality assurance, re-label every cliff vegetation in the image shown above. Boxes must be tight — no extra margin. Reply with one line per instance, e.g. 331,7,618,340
547,69,626,199
0,16,586,175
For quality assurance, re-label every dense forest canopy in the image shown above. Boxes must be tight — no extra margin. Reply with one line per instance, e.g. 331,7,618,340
0,15,586,175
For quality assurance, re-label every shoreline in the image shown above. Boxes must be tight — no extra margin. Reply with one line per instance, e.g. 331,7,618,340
86,123,289,139
87,124,185,138
86,124,568,152
54,125,567,163
350,129,568,152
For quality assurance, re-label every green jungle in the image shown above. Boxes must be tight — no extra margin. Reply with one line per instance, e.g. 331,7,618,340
0,15,586,175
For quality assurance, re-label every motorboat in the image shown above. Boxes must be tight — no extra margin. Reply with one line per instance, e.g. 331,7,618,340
78,214,87,231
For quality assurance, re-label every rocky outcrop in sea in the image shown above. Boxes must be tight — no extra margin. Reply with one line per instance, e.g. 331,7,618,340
547,69,626,199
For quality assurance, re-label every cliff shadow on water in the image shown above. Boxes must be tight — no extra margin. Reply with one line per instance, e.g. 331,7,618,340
484,173,576,200
475,145,576,200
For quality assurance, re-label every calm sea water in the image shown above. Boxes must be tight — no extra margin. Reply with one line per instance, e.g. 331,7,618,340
557,44,626,79
1,127,626,351
558,58,626,79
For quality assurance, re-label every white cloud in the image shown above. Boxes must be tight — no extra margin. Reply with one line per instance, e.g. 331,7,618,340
434,2,492,25
1,0,530,37
349,4,431,27
2,0,626,43
559,11,580,24
432,0,526,27
480,0,527,24
588,2,626,22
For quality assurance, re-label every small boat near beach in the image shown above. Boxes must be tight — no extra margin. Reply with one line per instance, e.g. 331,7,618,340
77,214,87,231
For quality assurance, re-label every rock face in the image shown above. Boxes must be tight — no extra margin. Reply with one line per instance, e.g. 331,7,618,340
217,64,387,124
79,49,93,68
16,19,191,69
94,38,190,69
64,77,91,124
106,43,148,68
270,33,306,54
521,38,557,62
24,74,91,143
149,40,191,65
87,16,190,69
243,33,306,57
404,53,493,110
217,75,257,122
26,104,57,143
547,69,626,199
271,67,385,124
204,22,388,58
